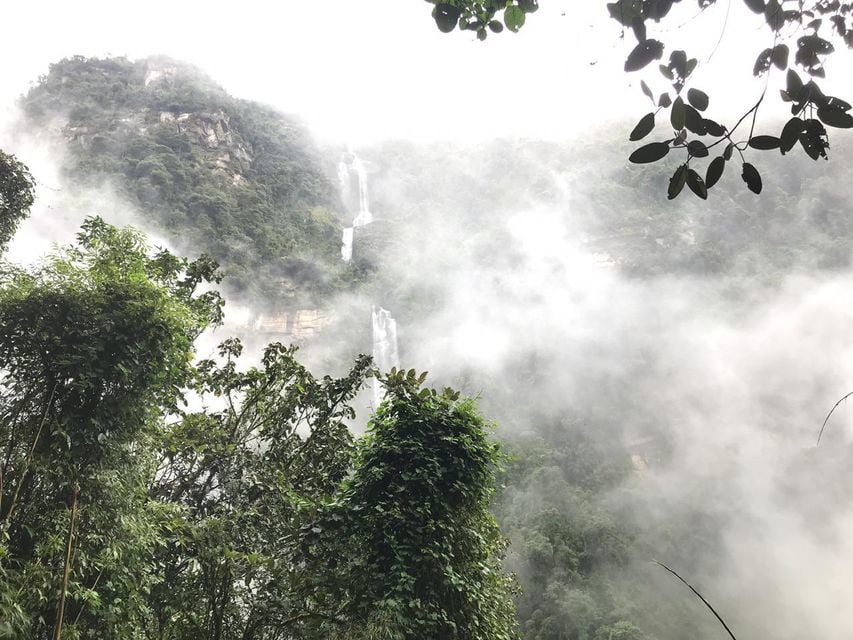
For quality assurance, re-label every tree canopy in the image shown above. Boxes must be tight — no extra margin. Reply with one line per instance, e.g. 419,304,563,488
425,0,853,199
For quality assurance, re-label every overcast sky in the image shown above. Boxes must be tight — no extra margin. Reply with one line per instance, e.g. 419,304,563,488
2,1,852,144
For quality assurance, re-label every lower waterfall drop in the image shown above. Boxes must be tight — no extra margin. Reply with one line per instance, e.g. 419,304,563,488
341,227,354,261
372,306,400,407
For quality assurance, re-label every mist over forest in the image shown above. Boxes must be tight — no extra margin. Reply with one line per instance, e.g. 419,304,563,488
3,3,853,639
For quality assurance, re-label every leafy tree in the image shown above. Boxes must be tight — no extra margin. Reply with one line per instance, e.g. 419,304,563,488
305,368,519,640
0,216,222,638
0,152,35,253
147,339,372,640
425,0,853,199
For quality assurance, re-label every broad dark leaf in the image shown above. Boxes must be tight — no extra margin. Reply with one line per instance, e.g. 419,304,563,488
748,135,781,150
687,140,709,157
703,118,727,137
753,48,773,76
765,0,784,30
686,168,708,199
670,50,687,79
632,16,647,42
625,39,665,71
687,88,709,111
433,4,462,32
488,20,504,33
659,92,672,108
786,69,804,99
671,96,686,130
743,0,766,13
607,0,643,26
667,164,688,199
817,106,853,128
705,156,725,189
780,117,805,153
771,44,789,69
741,162,762,194
629,141,671,163
723,143,734,160
630,112,657,140
798,119,829,160
684,105,707,134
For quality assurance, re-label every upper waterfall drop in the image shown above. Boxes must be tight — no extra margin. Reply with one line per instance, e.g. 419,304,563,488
339,152,373,262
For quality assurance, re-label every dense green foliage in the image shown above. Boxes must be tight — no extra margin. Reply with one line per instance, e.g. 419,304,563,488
311,369,519,639
22,56,350,306
0,218,223,638
0,152,35,253
0,211,517,638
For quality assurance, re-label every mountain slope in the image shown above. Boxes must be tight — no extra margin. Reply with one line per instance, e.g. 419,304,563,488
22,55,348,306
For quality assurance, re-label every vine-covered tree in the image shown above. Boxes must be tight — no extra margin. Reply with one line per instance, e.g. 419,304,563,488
0,152,35,252
424,0,853,199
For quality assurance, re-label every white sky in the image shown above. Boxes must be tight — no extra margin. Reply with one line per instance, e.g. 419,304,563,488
2,1,852,144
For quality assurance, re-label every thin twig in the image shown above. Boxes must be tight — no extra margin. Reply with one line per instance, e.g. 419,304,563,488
817,391,853,445
653,560,738,640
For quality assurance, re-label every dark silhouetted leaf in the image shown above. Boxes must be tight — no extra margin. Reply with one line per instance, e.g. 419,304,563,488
787,69,804,99
723,143,734,160
705,156,725,189
744,0,766,13
488,20,504,33
659,64,674,79
670,50,687,79
641,80,654,102
687,140,709,157
629,141,671,163
765,0,784,30
632,16,647,42
671,96,686,130
741,162,762,193
684,105,706,134
668,164,688,199
771,44,789,69
607,0,643,25
659,93,672,108
753,48,773,76
630,112,657,140
686,168,708,199
780,117,805,153
748,135,781,150
687,88,709,111
433,3,462,32
799,118,830,160
625,39,665,71
817,107,853,128
703,118,726,137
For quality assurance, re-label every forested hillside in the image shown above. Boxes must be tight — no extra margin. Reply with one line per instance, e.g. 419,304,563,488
21,56,350,306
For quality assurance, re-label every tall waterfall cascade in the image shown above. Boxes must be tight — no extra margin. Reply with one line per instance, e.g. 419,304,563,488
339,153,373,261
337,150,401,406
372,306,400,406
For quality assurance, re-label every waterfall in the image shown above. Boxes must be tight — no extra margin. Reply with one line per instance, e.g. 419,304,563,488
372,306,400,406
338,151,401,406
339,153,373,262
341,227,354,261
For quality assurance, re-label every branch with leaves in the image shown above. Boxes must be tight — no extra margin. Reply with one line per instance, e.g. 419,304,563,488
426,0,853,199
